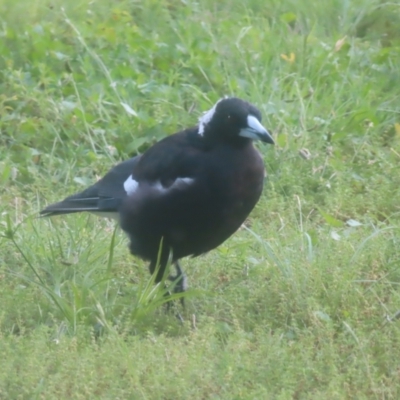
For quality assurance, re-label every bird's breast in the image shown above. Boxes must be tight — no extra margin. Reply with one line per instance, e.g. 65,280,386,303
206,145,265,231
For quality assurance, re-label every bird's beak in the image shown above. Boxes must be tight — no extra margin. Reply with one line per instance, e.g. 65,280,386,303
239,115,274,144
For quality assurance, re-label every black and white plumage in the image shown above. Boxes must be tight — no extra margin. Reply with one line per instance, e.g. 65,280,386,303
41,97,274,298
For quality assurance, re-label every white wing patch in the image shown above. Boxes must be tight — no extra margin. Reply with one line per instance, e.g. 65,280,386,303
123,175,139,195
124,175,194,195
154,177,195,192
153,181,164,191
198,98,225,135
172,177,194,187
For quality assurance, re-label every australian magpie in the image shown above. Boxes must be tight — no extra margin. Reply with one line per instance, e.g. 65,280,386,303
41,97,274,299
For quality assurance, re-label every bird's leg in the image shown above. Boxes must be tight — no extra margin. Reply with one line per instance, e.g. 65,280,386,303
168,261,188,307
148,257,185,322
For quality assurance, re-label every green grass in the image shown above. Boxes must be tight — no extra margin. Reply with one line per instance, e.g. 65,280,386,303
1,0,400,397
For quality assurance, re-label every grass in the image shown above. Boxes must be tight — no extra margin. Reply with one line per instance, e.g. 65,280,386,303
1,0,400,397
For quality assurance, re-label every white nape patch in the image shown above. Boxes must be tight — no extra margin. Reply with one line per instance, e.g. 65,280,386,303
153,177,195,192
123,175,139,195
198,98,225,135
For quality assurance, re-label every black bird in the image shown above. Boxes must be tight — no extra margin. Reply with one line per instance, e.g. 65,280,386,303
41,97,274,298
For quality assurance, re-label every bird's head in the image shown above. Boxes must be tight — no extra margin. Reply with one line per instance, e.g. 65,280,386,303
198,97,274,145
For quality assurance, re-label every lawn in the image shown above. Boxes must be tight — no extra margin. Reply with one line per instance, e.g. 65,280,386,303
1,0,400,398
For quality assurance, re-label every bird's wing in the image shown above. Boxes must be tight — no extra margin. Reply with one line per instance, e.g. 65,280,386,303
131,129,204,187
40,156,141,217
40,128,204,217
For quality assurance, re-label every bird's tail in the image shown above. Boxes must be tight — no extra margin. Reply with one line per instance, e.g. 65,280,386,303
40,195,101,217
